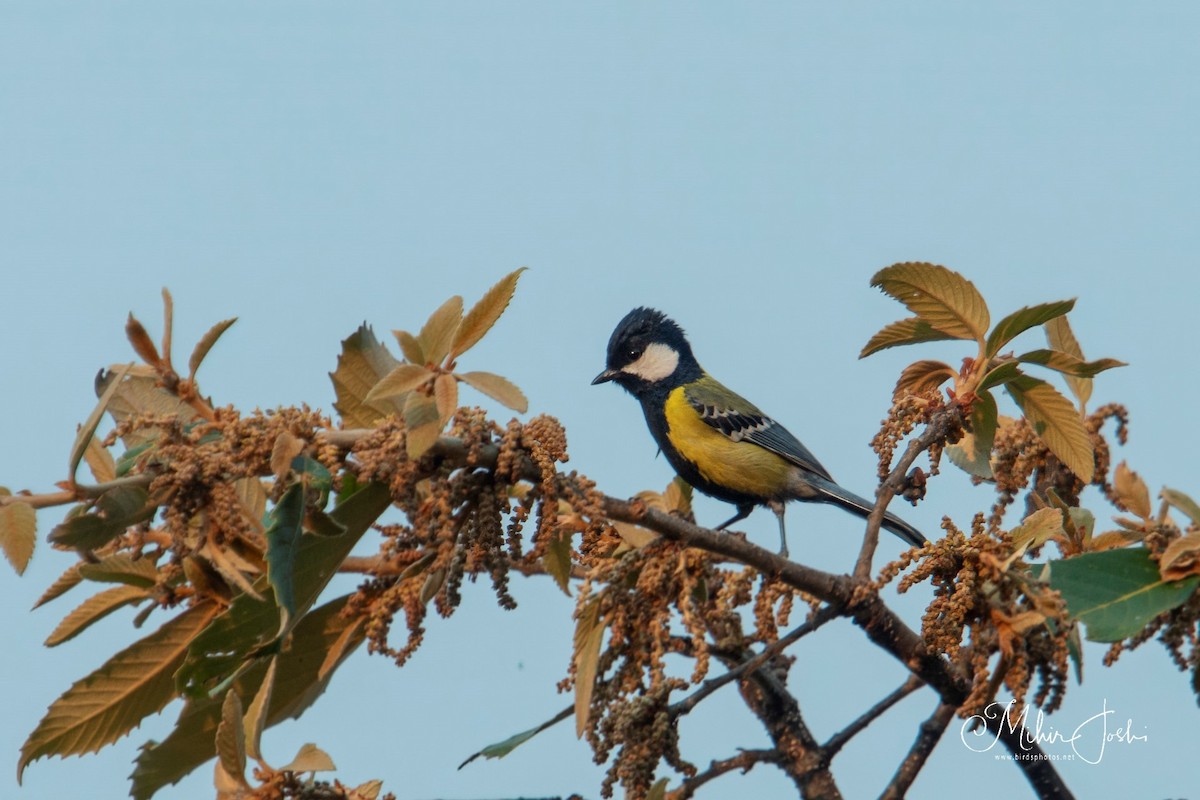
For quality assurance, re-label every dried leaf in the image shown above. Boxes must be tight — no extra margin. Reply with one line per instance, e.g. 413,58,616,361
83,435,117,484
44,584,148,647
985,300,1076,357
893,359,956,400
859,317,957,359
1161,488,1200,526
126,313,162,366
215,690,247,787
1045,315,1091,409
457,371,528,413
19,603,219,782
434,373,459,429
418,295,463,367
365,364,434,403
450,267,527,360
392,329,425,365
662,478,693,516
404,392,442,459
613,522,658,550
270,432,305,485
1088,530,1143,552
349,780,384,800
0,493,36,576
870,262,990,342
205,542,265,602
330,324,405,427
1006,375,1095,484
1161,533,1200,581
161,289,174,369
1009,507,1066,554
70,362,133,480
1113,462,1151,519
573,600,606,738
543,530,573,596
189,318,238,380
281,743,336,773
243,657,277,763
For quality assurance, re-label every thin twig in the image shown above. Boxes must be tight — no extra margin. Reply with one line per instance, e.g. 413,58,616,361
881,701,955,800
822,675,925,759
669,604,841,720
666,749,780,800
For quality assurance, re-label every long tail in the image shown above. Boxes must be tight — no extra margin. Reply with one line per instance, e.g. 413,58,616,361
809,476,927,547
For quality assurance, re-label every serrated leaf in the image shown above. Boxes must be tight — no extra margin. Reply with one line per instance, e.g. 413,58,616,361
450,267,527,360
434,373,459,429
19,602,219,782
1009,507,1066,553
188,318,237,380
1006,375,1095,483
985,300,1075,358
33,564,84,609
573,600,606,738
392,329,425,365
329,324,406,428
859,317,958,359
215,690,247,786
97,367,196,448
1160,534,1200,582
126,314,161,366
543,530,573,596
48,487,156,550
44,584,148,647
1014,349,1125,378
457,371,528,414
78,554,158,588
70,362,133,481
0,495,36,575
1113,462,1151,519
243,656,276,763
893,360,956,400
978,360,1024,391
281,742,336,773
83,435,117,484
459,706,572,769
419,295,464,367
870,262,990,342
404,392,442,458
365,363,434,403
1049,548,1200,642
132,596,362,799
1045,315,1091,409
265,484,305,627
1161,488,1200,526
946,390,998,480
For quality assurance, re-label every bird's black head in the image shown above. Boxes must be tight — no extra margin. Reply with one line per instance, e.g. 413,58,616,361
592,307,701,395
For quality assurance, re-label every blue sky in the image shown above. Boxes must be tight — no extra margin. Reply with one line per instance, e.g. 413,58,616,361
2,3,1198,798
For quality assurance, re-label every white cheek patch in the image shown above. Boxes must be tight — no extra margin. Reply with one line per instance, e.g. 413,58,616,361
621,342,680,382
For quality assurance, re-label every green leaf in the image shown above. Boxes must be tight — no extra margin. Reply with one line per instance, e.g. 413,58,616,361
1005,375,1095,483
280,742,336,773
215,689,247,786
187,317,237,380
266,484,306,628
458,706,572,769
870,262,990,342
78,553,159,588
47,487,157,550
946,390,998,479
543,530,573,596
573,600,606,738
457,371,529,414
69,362,133,481
1161,488,1200,526
44,584,148,647
329,324,405,428
19,603,219,782
365,363,435,403
132,596,364,799
1044,315,1091,409
985,300,1075,357
0,492,36,575
1014,349,1125,378
859,317,958,359
647,777,670,800
1049,548,1200,642
418,295,464,367
450,267,527,360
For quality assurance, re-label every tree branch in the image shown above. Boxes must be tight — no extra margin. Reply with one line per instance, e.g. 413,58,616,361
821,675,925,760
666,749,780,800
881,701,955,800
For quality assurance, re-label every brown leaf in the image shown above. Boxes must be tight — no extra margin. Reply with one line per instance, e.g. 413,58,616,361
450,267,527,360
215,689,247,787
242,656,277,763
329,324,405,427
0,492,36,576
71,362,134,479
271,432,305,484
573,599,606,738
1006,375,1095,484
1087,530,1143,552
188,318,238,380
418,296,464,367
83,435,117,484
365,364,434,403
1045,315,1092,409
44,584,147,646
893,359,956,400
125,313,161,366
1113,462,1151,519
1161,533,1200,582
434,373,459,429
392,329,425,365
280,742,336,773
870,262,990,342
404,393,442,458
457,371,528,413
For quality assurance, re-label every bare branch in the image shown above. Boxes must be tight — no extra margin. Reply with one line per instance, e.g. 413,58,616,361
666,749,780,800
881,701,955,800
822,675,925,759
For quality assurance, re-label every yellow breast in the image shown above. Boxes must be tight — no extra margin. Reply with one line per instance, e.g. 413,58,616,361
663,387,792,498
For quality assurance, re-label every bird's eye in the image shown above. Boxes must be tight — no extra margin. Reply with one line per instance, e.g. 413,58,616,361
627,348,643,361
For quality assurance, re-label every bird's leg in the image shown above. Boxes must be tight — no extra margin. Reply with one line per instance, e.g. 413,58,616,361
767,500,789,558
716,504,754,531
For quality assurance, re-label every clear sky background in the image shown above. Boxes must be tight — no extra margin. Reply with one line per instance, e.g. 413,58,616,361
2,3,1197,799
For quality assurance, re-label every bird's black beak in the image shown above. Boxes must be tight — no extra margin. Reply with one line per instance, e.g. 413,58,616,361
592,369,618,385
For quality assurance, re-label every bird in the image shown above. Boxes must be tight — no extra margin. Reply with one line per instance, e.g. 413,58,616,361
592,307,926,557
